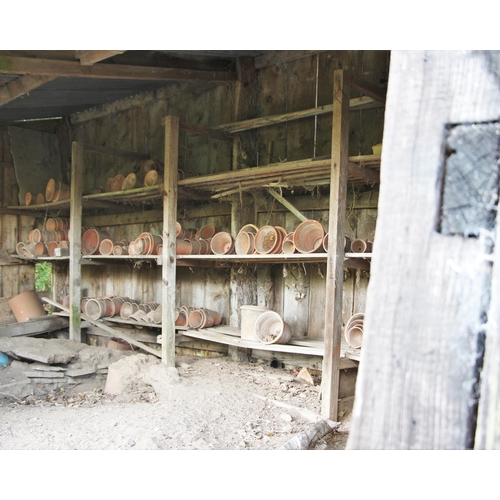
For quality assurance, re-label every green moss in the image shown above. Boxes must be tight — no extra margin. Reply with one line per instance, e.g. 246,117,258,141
0,57,14,72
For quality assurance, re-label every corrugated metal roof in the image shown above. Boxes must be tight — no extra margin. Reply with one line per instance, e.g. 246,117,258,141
0,50,270,123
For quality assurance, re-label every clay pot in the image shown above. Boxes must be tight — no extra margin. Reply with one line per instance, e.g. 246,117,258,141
254,226,280,254
239,224,259,235
210,232,234,255
196,225,219,240
175,307,188,327
235,231,255,255
293,220,325,254
351,238,372,253
84,298,108,320
122,172,137,190
140,159,161,179
254,311,292,345
190,239,202,255
282,232,296,254
143,170,163,187
120,301,139,320
45,179,58,202
51,182,70,202
153,305,162,324
176,221,183,238
99,238,115,256
198,239,211,255
8,290,46,322
176,239,192,255
47,241,59,257
36,193,45,205
111,174,125,192
25,192,35,206
188,309,207,329
34,242,48,256
82,228,110,255
344,313,364,348
104,178,114,192
240,305,271,341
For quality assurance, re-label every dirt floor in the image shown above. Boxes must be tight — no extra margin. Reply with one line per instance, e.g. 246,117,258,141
0,341,351,451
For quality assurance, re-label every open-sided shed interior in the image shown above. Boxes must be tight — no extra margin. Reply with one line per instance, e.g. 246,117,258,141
0,50,388,421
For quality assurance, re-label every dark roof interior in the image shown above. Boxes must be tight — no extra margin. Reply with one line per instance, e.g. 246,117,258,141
0,50,271,123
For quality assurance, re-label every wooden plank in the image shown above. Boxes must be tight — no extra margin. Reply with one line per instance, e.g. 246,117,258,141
43,297,161,357
254,50,326,69
182,328,325,355
321,69,350,421
69,141,83,342
347,50,500,450
0,75,56,106
161,116,179,367
75,50,125,66
217,98,382,134
351,76,387,103
0,55,237,83
0,316,69,338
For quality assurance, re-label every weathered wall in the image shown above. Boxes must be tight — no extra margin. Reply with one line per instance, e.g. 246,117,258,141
64,51,387,341
0,127,36,300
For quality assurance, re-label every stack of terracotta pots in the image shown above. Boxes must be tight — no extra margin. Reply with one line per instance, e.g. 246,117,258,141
17,218,71,257
128,232,163,256
45,179,70,203
141,159,163,187
176,223,219,256
82,296,132,321
104,172,138,193
234,224,258,255
173,305,222,329
344,313,364,349
82,228,111,256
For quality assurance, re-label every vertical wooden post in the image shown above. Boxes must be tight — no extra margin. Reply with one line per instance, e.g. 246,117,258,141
69,141,83,342
162,116,179,367
321,69,350,420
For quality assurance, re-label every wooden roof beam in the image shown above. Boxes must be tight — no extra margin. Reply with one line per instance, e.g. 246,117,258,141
75,50,126,66
0,74,55,106
351,76,386,103
0,56,237,83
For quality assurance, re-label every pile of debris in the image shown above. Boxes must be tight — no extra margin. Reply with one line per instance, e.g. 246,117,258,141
0,337,142,401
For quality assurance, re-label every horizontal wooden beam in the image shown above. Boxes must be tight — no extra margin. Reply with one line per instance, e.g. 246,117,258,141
217,97,383,133
351,76,386,103
0,75,56,106
0,56,237,83
254,50,326,69
75,50,125,66
0,316,69,338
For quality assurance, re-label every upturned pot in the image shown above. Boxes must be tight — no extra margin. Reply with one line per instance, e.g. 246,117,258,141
210,232,234,255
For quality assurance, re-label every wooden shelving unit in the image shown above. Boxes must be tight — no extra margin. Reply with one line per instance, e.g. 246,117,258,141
9,68,379,421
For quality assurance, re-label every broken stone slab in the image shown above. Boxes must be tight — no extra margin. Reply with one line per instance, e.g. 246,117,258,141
65,366,98,378
28,362,66,372
0,337,85,365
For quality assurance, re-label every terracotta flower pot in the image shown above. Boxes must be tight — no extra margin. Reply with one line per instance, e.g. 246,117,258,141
235,231,255,255
122,172,137,190
282,232,297,254
111,174,125,192
82,228,110,255
210,232,234,255
8,290,46,323
293,220,325,254
254,311,293,345
99,238,115,256
143,169,163,187
176,239,192,255
36,193,45,205
255,225,280,254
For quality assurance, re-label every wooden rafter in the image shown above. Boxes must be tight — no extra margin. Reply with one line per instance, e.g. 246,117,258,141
0,75,55,106
0,56,237,83
75,50,126,66
351,76,387,103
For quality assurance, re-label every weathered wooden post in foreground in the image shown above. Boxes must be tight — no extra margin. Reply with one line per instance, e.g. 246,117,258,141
347,50,500,449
